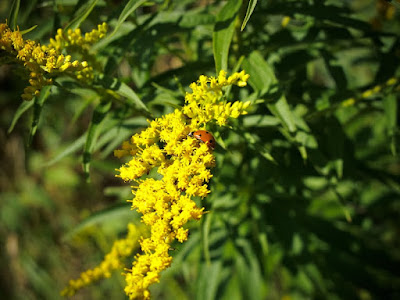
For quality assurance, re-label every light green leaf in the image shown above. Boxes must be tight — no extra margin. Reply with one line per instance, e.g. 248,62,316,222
241,0,258,31
64,0,99,31
197,261,222,300
242,51,276,95
213,0,243,73
117,81,149,113
267,96,297,133
19,25,38,35
236,238,263,300
96,76,149,113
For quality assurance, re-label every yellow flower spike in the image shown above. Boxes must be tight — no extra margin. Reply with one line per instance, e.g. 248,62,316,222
0,22,106,100
111,71,251,299
61,223,144,297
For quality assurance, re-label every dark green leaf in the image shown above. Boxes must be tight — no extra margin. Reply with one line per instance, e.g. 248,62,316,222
28,86,52,146
8,99,34,134
383,94,398,155
43,134,86,167
8,0,20,30
64,0,99,31
109,0,148,38
83,100,112,180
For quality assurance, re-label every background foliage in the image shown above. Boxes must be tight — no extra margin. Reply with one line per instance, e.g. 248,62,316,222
1,0,400,299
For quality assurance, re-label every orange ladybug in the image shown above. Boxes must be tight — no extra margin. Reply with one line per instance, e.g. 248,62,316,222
188,130,216,150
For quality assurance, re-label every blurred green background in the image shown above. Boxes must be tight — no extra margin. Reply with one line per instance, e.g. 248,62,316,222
1,0,400,299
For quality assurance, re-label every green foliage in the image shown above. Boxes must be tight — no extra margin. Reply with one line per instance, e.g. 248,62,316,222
1,0,400,299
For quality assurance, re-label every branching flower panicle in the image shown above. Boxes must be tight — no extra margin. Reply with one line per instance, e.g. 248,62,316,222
113,71,250,300
0,22,107,100
61,223,143,297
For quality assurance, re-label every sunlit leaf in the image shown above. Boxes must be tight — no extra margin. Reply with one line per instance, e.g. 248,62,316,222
241,0,258,31
213,0,242,73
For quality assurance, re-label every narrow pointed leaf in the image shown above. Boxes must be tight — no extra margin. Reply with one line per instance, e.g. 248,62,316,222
213,0,242,73
64,0,99,31
241,0,258,31
109,0,148,37
8,0,20,30
43,134,86,167
83,99,112,180
8,99,34,134
28,86,52,146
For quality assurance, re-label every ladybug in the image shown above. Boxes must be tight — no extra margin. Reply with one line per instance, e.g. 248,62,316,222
188,130,216,150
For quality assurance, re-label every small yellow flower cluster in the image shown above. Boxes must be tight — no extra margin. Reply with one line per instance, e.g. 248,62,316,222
341,77,399,107
0,22,107,100
184,70,251,126
61,223,143,297
47,23,108,52
114,71,250,300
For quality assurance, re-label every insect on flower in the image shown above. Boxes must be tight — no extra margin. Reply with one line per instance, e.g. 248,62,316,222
188,130,216,150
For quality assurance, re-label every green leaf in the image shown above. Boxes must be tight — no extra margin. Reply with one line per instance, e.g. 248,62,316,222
267,96,297,133
242,51,276,95
201,212,213,265
117,81,149,113
28,86,52,146
243,131,276,163
196,261,222,300
8,99,34,134
64,0,99,31
213,0,242,73
62,203,135,241
241,0,258,31
243,115,280,127
19,25,38,35
235,238,263,300
43,134,86,167
8,0,20,30
83,100,112,180
96,76,149,113
97,117,148,159
109,0,148,37
383,94,398,155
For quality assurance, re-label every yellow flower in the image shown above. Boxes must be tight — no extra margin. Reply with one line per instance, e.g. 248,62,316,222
0,22,107,100
114,71,250,299
61,223,144,297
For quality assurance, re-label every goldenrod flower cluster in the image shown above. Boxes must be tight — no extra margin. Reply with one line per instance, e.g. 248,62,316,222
114,71,250,300
341,77,399,107
0,22,107,100
48,23,107,52
61,223,143,297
